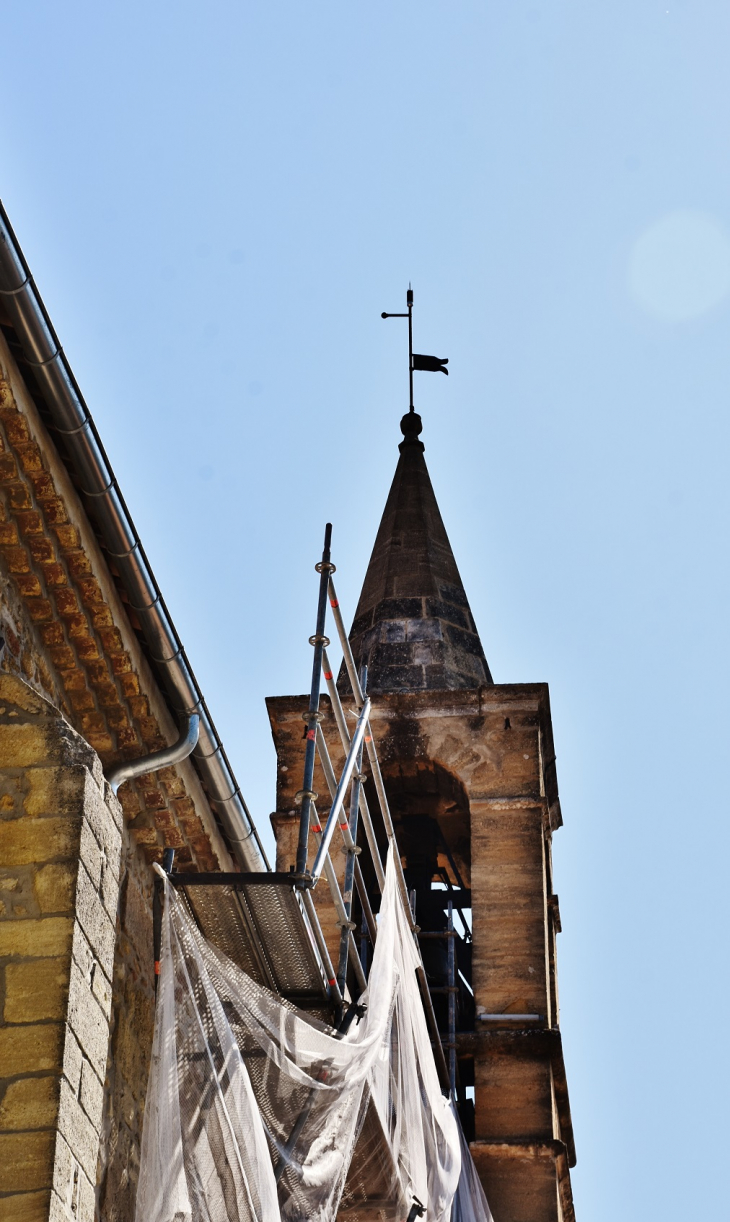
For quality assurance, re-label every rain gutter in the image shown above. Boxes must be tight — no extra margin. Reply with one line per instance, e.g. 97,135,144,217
0,202,267,871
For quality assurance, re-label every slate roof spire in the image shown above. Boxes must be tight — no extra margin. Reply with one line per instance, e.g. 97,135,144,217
347,410,492,694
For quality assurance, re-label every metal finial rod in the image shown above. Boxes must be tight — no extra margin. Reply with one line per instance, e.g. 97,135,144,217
407,287,414,411
381,285,413,409
381,286,447,417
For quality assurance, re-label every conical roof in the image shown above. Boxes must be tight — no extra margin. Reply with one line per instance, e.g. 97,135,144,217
346,411,492,694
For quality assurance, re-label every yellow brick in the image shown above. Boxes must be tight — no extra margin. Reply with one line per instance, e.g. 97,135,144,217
0,1131,55,1192
0,1025,63,1076
33,864,77,914
0,1190,52,1222
5,958,70,1022
0,917,72,960
0,818,81,866
0,675,46,715
24,767,85,818
0,1076,59,1130
0,725,51,768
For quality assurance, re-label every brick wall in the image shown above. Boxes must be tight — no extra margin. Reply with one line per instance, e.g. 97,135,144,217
0,673,122,1222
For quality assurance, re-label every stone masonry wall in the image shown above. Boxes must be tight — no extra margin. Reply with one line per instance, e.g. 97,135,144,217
0,673,122,1222
95,832,156,1222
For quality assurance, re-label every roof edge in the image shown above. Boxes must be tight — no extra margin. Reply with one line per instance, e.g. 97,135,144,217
0,200,266,871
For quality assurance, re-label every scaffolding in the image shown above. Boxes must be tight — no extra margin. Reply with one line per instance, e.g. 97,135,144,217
141,523,493,1222
156,524,468,1091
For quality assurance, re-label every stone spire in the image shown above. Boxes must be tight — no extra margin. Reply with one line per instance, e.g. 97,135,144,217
347,411,492,694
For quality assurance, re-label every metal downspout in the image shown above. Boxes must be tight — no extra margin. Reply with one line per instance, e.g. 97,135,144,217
106,714,200,796
0,202,266,871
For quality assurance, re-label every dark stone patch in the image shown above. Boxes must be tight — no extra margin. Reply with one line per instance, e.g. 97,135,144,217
369,641,416,668
379,619,407,643
412,640,447,667
423,665,450,689
370,664,424,692
357,627,381,657
424,598,470,630
406,618,442,642
453,667,487,687
444,623,486,657
373,597,423,624
439,582,470,609
350,610,374,638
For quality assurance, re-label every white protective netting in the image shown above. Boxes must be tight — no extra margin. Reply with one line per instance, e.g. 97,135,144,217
136,845,493,1222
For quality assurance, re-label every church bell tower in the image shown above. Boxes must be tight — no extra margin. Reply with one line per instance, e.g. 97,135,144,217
268,347,576,1221
344,407,576,1221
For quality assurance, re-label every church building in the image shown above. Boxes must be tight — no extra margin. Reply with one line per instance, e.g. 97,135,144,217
0,204,575,1222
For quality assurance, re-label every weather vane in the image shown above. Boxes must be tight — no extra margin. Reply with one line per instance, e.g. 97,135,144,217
382,286,448,413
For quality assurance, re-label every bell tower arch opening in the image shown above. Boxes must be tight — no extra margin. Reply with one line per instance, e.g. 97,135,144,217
383,755,477,1129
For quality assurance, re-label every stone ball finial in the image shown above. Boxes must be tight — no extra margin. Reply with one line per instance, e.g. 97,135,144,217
399,410,424,451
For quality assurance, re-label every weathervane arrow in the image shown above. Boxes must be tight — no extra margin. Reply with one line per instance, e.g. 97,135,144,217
381,286,449,412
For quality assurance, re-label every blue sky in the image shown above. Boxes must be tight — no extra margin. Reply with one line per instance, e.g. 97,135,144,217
3,3,729,1218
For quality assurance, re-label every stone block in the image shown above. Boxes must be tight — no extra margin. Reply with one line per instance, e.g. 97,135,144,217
34,863,77,914
47,1191,71,1222
110,968,155,1106
4,957,70,1022
67,959,110,1081
0,771,27,815
406,616,442,641
79,1060,104,1132
0,1130,55,1192
62,1028,83,1095
0,868,38,918
81,775,122,868
0,1024,64,1076
470,1141,563,1222
78,820,102,889
0,916,73,960
74,1169,96,1222
79,824,120,923
97,1115,140,1222
57,1078,99,1183
23,767,86,818
70,921,113,1018
0,1075,59,1130
0,674,46,714
0,724,52,769
49,1130,73,1212
0,817,82,867
74,864,115,974
70,919,95,981
379,619,406,643
475,1055,555,1140
91,960,113,1020
119,873,152,955
0,1191,52,1222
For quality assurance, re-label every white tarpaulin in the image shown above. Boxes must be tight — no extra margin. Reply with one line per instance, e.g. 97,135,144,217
136,846,493,1222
